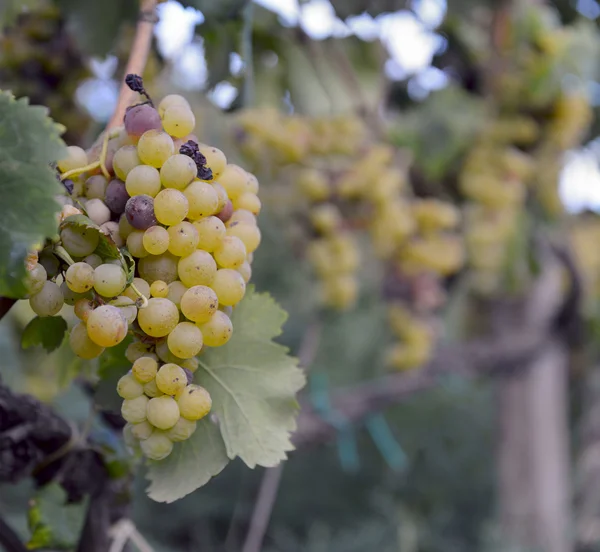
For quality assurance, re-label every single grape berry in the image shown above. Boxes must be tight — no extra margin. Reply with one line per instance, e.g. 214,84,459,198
124,104,162,137
104,179,130,215
125,195,158,230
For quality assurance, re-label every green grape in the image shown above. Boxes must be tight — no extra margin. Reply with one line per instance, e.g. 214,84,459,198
321,274,358,310
233,192,261,215
226,221,261,253
137,130,175,168
181,357,199,372
177,384,212,421
193,216,225,252
60,281,88,306
87,305,128,347
29,281,64,316
123,277,151,302
143,226,170,255
123,424,139,450
167,221,199,256
156,339,184,364
140,430,173,460
167,280,188,309
197,143,227,179
167,322,203,359
125,164,161,197
198,310,233,347
213,236,246,269
296,168,329,201
146,396,180,429
178,250,217,287
113,145,141,180
143,378,163,398
162,105,195,138
27,263,47,295
155,363,188,396
60,225,100,257
84,175,108,199
126,340,151,363
119,214,136,240
117,373,144,399
131,420,154,440
57,145,88,173
237,261,252,283
158,94,190,118
210,268,246,306
160,154,197,189
69,321,104,359
126,230,149,258
228,209,256,226
93,263,127,297
116,296,138,324
183,181,219,220
138,252,179,284
150,280,169,298
121,395,149,423
137,297,179,337
83,254,103,269
85,198,111,226
132,356,158,383
65,262,94,293
154,188,189,226
212,182,229,211
166,417,197,442
310,204,341,235
219,164,248,200
180,285,218,323
74,298,94,322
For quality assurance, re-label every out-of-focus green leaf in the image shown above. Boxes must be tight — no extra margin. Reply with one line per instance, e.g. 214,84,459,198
21,316,67,352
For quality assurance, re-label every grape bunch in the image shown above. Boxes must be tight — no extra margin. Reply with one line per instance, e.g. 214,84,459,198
25,77,261,460
236,110,465,371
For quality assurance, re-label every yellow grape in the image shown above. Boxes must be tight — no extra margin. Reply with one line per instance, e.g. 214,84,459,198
154,188,189,226
137,130,175,168
57,145,88,173
123,277,151,302
193,216,226,252
126,230,149,258
213,236,247,269
93,263,127,297
237,261,252,283
167,322,203,358
131,421,154,440
198,143,227,179
177,384,212,420
218,164,248,200
296,168,329,201
162,105,195,138
113,145,141,180
210,268,246,306
87,305,128,347
140,430,173,460
65,262,94,293
69,321,104,359
121,395,149,424
234,192,261,215
180,285,218,323
143,226,170,255
183,181,219,220
117,373,144,399
225,221,261,253
310,204,341,235
150,280,169,298
160,154,197,189
158,94,191,117
198,310,233,347
74,298,94,322
132,356,158,383
30,281,64,317
211,182,229,211
146,396,180,429
168,221,199,256
228,209,256,226
167,417,197,442
167,280,188,309
143,378,164,398
178,250,217,287
155,363,188,396
138,252,179,284
125,164,161,197
137,297,180,337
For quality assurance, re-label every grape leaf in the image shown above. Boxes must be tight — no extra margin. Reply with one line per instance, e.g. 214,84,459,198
27,484,87,550
196,288,305,468
21,316,68,353
0,92,66,298
145,418,229,503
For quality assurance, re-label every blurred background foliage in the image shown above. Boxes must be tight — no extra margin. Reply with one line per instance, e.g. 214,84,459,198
2,0,600,550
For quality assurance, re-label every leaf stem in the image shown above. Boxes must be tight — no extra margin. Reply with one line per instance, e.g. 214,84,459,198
106,0,159,130
99,131,111,179
54,245,75,266
60,160,101,181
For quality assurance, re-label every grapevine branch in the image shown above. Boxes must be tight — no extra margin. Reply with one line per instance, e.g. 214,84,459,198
106,0,158,130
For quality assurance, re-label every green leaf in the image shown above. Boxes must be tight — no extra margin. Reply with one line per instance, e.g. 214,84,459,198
181,0,248,21
0,0,40,28
197,288,305,468
121,248,136,285
27,484,87,550
145,418,229,503
21,316,68,353
0,92,66,298
54,0,138,57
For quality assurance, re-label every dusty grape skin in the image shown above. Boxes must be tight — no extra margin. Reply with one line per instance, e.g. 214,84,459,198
105,179,130,215
124,104,162,137
125,195,158,230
